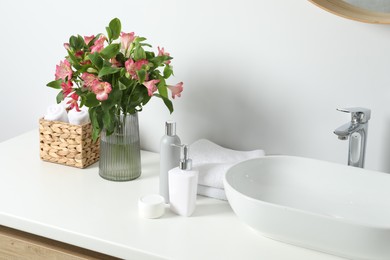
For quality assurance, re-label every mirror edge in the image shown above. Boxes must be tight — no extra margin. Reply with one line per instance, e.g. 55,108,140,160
309,0,390,24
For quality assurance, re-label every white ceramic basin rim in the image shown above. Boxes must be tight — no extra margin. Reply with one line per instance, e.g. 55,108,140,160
223,155,390,260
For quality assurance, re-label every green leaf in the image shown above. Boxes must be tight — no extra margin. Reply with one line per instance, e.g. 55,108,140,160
140,43,152,48
118,80,127,91
163,65,173,79
100,43,121,60
109,18,121,40
89,107,103,142
127,86,144,107
98,66,121,78
115,52,126,64
134,45,146,61
134,37,147,43
78,64,92,74
154,93,173,114
77,35,85,48
157,77,168,98
102,86,122,111
85,92,100,107
88,53,103,69
150,70,162,79
80,95,85,108
47,79,62,89
118,76,133,90
69,36,77,49
67,51,81,70
69,35,84,50
74,88,84,96
88,34,102,47
105,26,112,41
56,91,64,103
103,109,115,134
142,93,152,106
92,128,100,142
145,51,155,60
120,67,126,77
136,69,146,83
103,60,112,67
150,55,170,67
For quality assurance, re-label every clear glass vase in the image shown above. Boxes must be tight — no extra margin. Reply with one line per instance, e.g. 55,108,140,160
99,113,141,181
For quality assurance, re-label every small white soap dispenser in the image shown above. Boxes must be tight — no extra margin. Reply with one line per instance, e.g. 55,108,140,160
168,144,198,217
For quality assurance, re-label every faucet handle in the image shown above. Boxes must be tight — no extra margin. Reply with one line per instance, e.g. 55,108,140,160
336,107,371,123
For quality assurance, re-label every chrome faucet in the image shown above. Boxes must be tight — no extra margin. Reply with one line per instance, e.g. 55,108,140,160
334,107,371,168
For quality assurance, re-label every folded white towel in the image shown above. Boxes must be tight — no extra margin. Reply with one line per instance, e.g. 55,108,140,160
44,104,69,123
197,185,227,201
191,139,265,200
68,107,90,125
196,163,234,189
191,139,265,165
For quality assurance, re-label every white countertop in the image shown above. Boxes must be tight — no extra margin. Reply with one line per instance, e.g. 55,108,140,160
0,130,345,260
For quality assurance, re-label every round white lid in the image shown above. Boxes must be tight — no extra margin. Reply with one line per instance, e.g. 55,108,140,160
138,194,165,219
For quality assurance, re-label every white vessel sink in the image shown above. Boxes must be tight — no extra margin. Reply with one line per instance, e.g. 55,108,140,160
224,156,390,260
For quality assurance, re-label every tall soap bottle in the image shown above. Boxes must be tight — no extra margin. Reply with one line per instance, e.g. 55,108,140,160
160,121,181,203
168,145,198,217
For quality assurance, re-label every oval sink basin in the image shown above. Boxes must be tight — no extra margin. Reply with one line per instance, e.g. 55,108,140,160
224,156,390,260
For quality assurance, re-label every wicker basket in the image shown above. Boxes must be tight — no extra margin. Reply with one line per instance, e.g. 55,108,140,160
39,118,100,168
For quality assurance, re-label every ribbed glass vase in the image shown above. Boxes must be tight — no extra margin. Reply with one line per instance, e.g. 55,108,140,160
99,113,141,181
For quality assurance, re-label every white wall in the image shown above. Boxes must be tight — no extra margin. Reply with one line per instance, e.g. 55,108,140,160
1,0,390,172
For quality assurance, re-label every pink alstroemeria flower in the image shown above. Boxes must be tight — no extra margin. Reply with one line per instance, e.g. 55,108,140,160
124,59,136,77
167,82,183,99
81,73,99,88
120,32,135,51
84,35,95,45
80,60,92,66
91,35,106,53
110,57,121,68
125,59,149,79
143,79,160,96
158,46,170,56
61,80,73,97
75,51,84,58
157,46,171,64
55,60,73,81
92,81,112,101
67,93,80,112
63,43,70,51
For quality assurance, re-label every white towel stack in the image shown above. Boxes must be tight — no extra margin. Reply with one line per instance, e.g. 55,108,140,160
44,104,69,123
68,106,90,125
43,104,90,125
191,139,265,200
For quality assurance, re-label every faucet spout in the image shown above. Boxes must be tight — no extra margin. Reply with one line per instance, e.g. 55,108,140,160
338,136,348,141
334,122,364,139
334,108,370,168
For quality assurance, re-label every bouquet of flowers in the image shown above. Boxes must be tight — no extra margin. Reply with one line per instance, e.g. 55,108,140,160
47,18,183,141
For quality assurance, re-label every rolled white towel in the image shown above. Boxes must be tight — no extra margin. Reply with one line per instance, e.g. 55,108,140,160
68,107,90,125
44,104,69,123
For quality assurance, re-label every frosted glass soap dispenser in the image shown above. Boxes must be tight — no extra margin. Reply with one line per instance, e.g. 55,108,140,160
168,144,198,217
